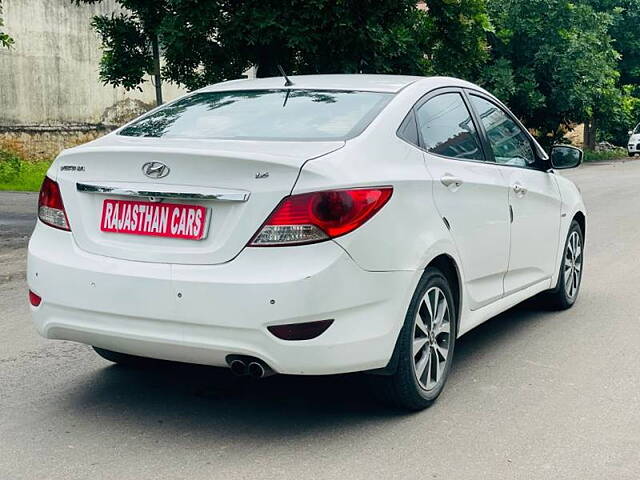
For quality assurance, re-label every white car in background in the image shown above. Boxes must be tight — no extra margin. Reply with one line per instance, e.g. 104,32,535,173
28,75,586,410
628,123,640,156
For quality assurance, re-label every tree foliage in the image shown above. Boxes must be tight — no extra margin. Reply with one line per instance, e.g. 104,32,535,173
423,0,492,80
165,0,492,87
91,13,152,90
74,0,492,91
72,0,167,103
0,0,14,49
584,0,640,144
587,0,640,84
480,0,640,146
161,0,440,89
595,85,640,144
179,1,418,84
480,0,620,145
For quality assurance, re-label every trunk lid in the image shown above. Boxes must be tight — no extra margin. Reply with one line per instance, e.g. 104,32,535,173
55,136,344,264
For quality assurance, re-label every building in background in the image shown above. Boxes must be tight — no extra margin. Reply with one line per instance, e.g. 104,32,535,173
0,0,185,158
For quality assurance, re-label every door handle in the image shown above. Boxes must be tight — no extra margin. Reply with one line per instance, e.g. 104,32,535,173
512,183,527,196
441,175,463,188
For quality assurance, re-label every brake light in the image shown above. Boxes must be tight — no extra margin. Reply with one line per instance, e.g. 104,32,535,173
38,177,70,231
250,187,392,246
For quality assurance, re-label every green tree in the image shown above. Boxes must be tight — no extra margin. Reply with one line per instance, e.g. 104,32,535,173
0,0,14,49
480,0,620,147
163,0,492,87
160,0,435,88
584,0,640,145
594,85,640,145
72,0,168,105
424,0,492,80
586,0,640,84
75,0,492,93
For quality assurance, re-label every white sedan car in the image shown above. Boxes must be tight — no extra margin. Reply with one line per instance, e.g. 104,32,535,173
28,75,586,410
629,123,640,156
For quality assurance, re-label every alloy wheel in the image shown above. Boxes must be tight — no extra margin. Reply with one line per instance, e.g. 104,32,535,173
412,287,451,391
564,230,583,299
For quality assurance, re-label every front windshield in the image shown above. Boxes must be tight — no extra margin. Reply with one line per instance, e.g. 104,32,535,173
119,89,394,141
634,124,640,135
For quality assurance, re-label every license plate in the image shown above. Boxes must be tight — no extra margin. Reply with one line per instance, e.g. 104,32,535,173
100,199,208,240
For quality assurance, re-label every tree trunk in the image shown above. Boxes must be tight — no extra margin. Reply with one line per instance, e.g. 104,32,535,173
584,118,597,150
151,34,163,106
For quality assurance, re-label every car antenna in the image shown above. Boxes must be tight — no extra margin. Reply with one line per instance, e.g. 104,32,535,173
277,65,294,87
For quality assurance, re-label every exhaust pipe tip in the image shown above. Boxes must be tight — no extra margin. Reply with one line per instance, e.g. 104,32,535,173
229,359,248,376
227,355,274,378
247,361,266,379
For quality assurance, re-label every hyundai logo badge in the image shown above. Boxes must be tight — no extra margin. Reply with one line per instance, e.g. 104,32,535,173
142,162,170,179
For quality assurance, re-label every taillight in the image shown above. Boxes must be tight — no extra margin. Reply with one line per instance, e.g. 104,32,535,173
28,290,42,307
250,187,392,246
38,177,70,231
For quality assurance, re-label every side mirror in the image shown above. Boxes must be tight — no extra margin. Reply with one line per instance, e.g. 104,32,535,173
629,130,634,136
550,145,583,170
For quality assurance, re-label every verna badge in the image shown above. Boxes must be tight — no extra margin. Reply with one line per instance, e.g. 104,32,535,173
142,162,170,179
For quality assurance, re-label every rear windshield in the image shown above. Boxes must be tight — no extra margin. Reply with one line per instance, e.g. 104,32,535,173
119,89,394,141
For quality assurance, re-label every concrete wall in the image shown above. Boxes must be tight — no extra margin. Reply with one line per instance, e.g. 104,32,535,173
0,0,185,157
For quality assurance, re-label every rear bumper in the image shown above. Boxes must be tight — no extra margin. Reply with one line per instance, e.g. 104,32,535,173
27,222,416,375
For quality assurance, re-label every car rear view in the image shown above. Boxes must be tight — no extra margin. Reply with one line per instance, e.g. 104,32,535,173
27,79,413,377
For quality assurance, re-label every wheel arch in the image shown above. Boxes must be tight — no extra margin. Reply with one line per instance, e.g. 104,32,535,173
370,251,463,376
573,210,586,238
427,254,462,336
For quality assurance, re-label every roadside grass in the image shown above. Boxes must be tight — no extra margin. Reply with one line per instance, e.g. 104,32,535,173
584,147,629,162
0,150,51,191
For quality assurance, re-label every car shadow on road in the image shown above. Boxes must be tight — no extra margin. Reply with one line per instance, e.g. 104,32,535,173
65,298,560,436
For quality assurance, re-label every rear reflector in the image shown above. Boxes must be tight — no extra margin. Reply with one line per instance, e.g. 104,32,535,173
250,187,392,246
267,319,334,341
28,290,42,307
38,177,70,231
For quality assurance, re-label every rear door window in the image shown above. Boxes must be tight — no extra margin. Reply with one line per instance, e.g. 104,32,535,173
415,92,485,161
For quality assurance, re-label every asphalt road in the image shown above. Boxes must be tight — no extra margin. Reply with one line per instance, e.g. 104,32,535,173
1,161,640,479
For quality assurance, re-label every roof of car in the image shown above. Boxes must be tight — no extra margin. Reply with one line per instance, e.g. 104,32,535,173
198,74,426,93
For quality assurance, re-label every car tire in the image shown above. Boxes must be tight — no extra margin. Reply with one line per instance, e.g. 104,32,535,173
93,346,157,367
542,220,584,310
372,267,457,411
